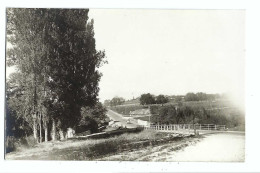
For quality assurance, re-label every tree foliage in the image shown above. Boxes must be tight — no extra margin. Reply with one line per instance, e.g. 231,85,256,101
140,93,156,105
77,103,109,134
185,92,220,101
110,97,125,107
155,95,169,105
151,105,207,125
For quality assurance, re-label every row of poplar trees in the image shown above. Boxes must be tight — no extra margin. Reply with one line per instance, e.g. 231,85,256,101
6,8,106,142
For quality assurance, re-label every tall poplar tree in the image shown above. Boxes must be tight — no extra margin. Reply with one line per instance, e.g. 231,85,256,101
6,8,106,141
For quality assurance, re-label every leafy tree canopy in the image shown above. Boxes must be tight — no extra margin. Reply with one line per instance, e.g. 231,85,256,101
140,93,156,105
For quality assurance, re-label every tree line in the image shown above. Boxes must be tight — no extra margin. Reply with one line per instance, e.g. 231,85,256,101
6,8,107,144
150,104,244,130
104,92,222,107
184,92,221,101
139,93,169,105
139,92,222,105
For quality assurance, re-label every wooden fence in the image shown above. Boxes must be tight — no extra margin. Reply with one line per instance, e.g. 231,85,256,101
144,124,226,132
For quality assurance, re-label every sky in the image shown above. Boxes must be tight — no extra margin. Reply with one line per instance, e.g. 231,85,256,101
6,9,245,105
88,9,245,104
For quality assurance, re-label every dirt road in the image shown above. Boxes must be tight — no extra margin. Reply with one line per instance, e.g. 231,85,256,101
162,132,245,162
106,109,138,128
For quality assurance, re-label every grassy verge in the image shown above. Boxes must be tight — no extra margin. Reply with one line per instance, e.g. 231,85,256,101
6,130,196,160
99,135,202,161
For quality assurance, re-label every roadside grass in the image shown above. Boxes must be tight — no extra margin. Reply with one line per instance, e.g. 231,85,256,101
48,130,174,160
6,130,195,160
99,135,202,161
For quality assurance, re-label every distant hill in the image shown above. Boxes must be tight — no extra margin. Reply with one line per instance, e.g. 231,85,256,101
123,97,140,105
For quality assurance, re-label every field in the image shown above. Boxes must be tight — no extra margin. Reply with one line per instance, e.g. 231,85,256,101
110,105,148,116
123,98,140,105
5,130,197,160
110,99,238,115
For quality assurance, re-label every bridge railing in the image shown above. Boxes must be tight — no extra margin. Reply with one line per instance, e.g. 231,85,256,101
144,124,226,131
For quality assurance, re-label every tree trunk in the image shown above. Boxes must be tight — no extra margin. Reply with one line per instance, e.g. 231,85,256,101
59,129,64,140
39,113,42,143
44,121,48,142
52,119,56,141
193,117,196,135
33,119,38,141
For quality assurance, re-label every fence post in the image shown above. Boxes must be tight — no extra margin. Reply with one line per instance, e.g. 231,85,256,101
208,124,210,130
215,125,217,130
200,124,201,130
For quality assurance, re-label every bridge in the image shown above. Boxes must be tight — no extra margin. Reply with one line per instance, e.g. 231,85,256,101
144,124,227,135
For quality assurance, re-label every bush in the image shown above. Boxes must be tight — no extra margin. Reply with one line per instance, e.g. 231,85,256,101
6,136,17,153
5,135,37,153
150,105,160,115
23,135,38,147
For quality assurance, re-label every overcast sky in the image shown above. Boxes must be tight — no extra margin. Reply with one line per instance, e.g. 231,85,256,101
6,9,245,105
88,9,245,104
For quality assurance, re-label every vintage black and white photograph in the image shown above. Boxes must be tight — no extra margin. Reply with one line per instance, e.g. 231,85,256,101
5,8,245,162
